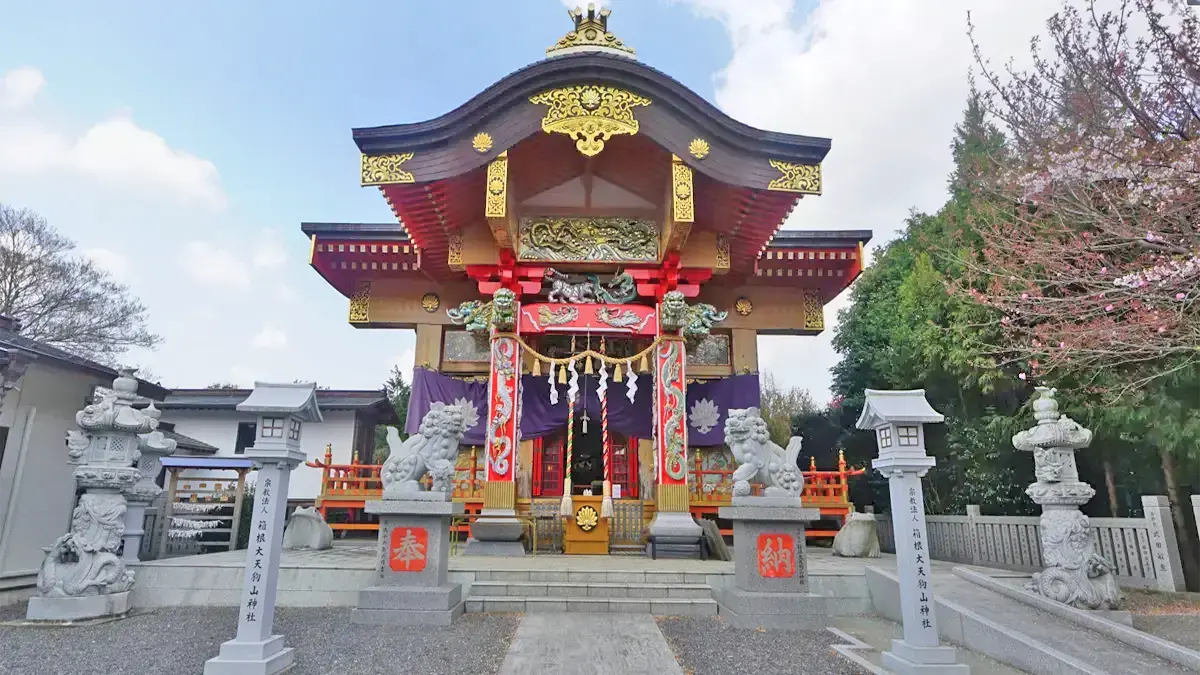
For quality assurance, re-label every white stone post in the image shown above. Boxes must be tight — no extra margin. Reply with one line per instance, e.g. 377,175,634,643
1193,495,1200,572
206,382,321,675
857,389,968,675
1142,495,1186,592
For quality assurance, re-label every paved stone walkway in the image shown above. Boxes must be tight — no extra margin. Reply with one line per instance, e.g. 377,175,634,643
498,614,684,675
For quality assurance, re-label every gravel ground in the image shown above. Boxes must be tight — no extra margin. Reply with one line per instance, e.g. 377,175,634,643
0,603,518,675
656,616,863,675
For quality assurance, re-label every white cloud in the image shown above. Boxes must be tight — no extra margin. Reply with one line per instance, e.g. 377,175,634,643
180,241,252,290
676,0,1057,400
0,68,225,209
252,325,289,349
392,349,416,382
0,67,45,109
252,229,287,269
84,247,131,281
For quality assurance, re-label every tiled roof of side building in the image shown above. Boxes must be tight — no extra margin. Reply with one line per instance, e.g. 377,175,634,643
161,388,401,424
0,324,170,400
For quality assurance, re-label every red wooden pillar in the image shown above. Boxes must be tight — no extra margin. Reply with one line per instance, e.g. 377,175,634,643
653,335,690,513
484,332,521,509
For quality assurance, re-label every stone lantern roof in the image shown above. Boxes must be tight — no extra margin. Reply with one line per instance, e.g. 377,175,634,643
855,389,944,429
235,381,323,422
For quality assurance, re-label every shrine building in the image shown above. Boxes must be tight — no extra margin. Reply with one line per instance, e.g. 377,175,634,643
302,5,871,554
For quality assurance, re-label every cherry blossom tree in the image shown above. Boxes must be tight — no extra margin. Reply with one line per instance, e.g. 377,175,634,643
960,0,1199,396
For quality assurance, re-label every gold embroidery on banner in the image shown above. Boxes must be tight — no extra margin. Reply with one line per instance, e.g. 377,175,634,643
688,138,710,159
447,230,464,270
485,152,508,219
517,216,657,262
348,282,371,323
529,85,650,157
361,153,414,186
472,132,493,153
671,155,694,223
802,290,824,331
716,235,731,270
767,160,822,194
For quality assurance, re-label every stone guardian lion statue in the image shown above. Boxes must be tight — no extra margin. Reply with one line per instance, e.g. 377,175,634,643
723,407,804,498
380,403,469,497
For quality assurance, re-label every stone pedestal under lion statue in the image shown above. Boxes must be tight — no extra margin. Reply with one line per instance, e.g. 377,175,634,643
715,408,827,630
350,403,469,626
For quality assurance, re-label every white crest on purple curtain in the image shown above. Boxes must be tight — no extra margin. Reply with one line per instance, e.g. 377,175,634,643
688,398,720,434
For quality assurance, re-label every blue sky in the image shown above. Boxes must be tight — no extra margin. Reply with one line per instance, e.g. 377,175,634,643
0,0,1053,398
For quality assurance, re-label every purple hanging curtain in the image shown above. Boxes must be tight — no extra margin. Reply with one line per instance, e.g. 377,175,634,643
405,368,490,445
684,373,761,445
406,368,760,447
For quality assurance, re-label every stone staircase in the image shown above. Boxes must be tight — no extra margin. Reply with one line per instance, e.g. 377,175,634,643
460,569,720,615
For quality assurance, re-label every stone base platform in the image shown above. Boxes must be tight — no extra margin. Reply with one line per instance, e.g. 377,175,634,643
713,586,828,629
131,543,888,617
351,584,464,626
26,590,131,621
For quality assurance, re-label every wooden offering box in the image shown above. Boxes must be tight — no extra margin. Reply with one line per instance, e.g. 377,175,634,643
563,495,609,555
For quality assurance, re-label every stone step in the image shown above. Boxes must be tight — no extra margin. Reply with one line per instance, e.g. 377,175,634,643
469,580,712,599
464,570,715,585
466,596,718,616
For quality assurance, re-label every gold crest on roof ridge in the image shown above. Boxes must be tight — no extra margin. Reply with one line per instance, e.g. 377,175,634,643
547,3,635,57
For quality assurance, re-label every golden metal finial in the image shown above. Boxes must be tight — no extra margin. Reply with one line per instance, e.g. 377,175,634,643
547,3,635,57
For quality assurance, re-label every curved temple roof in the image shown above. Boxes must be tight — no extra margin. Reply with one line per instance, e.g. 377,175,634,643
352,52,831,191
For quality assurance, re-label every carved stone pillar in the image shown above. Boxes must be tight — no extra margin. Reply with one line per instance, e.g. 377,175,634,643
1015,387,1121,610
27,368,155,621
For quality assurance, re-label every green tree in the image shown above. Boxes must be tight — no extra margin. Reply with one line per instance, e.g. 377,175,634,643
374,365,411,461
758,372,816,447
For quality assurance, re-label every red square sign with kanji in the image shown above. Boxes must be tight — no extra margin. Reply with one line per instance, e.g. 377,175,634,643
388,526,428,572
757,533,795,578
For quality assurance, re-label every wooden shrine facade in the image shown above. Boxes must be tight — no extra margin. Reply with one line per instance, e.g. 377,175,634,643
302,6,872,549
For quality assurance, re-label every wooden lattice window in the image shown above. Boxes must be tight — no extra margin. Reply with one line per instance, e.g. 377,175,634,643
611,435,638,499
534,436,564,497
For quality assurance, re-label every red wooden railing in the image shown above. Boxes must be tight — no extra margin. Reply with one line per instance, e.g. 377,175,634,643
306,445,865,536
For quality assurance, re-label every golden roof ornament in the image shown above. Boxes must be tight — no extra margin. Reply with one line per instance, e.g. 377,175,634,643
547,3,636,58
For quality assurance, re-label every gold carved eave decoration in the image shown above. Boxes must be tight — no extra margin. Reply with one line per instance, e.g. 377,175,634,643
361,153,415,186
529,85,650,157
801,289,824,331
715,235,731,271
485,152,508,219
671,155,694,224
348,281,371,323
767,160,822,194
517,216,657,263
447,229,464,271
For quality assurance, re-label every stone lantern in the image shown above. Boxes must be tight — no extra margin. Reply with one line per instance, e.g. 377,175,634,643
205,382,322,675
27,368,157,621
1014,387,1121,609
122,403,177,564
857,389,968,675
